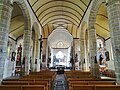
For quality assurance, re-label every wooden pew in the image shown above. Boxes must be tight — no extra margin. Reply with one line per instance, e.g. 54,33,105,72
1,71,56,90
20,78,51,82
67,78,100,82
95,85,120,90
22,75,54,82
22,85,45,90
68,80,116,90
19,78,51,86
29,71,55,75
71,85,95,90
2,81,28,85
71,85,120,90
0,85,21,90
69,81,88,90
88,81,116,85
69,81,88,86
0,85,45,90
29,81,49,90
2,81,48,90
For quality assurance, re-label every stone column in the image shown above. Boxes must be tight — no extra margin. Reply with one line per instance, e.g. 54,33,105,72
72,40,75,70
35,40,40,72
88,28,100,78
46,43,49,68
85,37,89,71
42,39,47,67
30,40,36,72
80,38,85,71
22,29,31,75
107,0,120,84
0,0,13,80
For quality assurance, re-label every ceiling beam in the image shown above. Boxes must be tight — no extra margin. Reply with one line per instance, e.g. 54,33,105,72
41,14,79,26
9,24,24,34
16,34,23,41
53,25,67,30
42,18,78,27
27,0,43,32
39,10,81,22
105,37,111,41
80,0,87,7
32,0,39,7
95,23,109,32
97,14,108,19
37,5,82,18
96,34,105,41
35,0,84,13
78,0,92,28
11,14,23,20
52,21,71,25
8,36,16,41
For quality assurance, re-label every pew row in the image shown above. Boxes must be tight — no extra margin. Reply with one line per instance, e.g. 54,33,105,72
2,81,49,90
0,85,45,90
71,85,120,90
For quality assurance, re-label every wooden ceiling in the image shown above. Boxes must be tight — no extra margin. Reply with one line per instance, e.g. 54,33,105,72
9,0,110,41
28,0,92,38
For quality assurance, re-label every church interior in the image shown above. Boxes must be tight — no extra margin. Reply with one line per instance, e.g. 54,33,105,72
0,0,120,90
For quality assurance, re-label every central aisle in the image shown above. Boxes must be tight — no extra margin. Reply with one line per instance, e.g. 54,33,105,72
53,74,68,90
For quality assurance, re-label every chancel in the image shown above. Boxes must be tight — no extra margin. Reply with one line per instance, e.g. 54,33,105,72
0,0,120,90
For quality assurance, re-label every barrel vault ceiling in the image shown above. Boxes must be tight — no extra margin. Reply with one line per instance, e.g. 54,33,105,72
9,0,110,41
28,0,93,39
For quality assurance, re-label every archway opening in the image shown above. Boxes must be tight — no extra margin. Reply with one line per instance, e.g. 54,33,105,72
48,26,73,68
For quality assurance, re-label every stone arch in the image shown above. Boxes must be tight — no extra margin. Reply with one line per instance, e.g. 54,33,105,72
88,0,106,77
13,0,31,75
89,0,105,29
32,22,40,40
13,0,31,32
31,22,40,71
80,21,88,71
81,21,87,40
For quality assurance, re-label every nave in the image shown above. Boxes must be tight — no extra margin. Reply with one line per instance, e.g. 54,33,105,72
0,70,120,90
0,0,120,90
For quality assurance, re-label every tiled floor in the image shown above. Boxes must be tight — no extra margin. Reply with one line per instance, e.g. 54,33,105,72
53,74,68,90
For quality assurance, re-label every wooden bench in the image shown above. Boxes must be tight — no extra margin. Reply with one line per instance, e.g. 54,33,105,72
67,78,100,82
2,81,28,85
69,81,116,90
69,81,88,85
0,85,45,90
0,85,21,90
1,71,56,90
71,85,120,90
19,78,51,86
23,75,54,81
22,85,45,90
88,81,116,85
69,81,88,90
2,81,48,90
95,85,120,90
71,85,95,90
29,81,49,90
